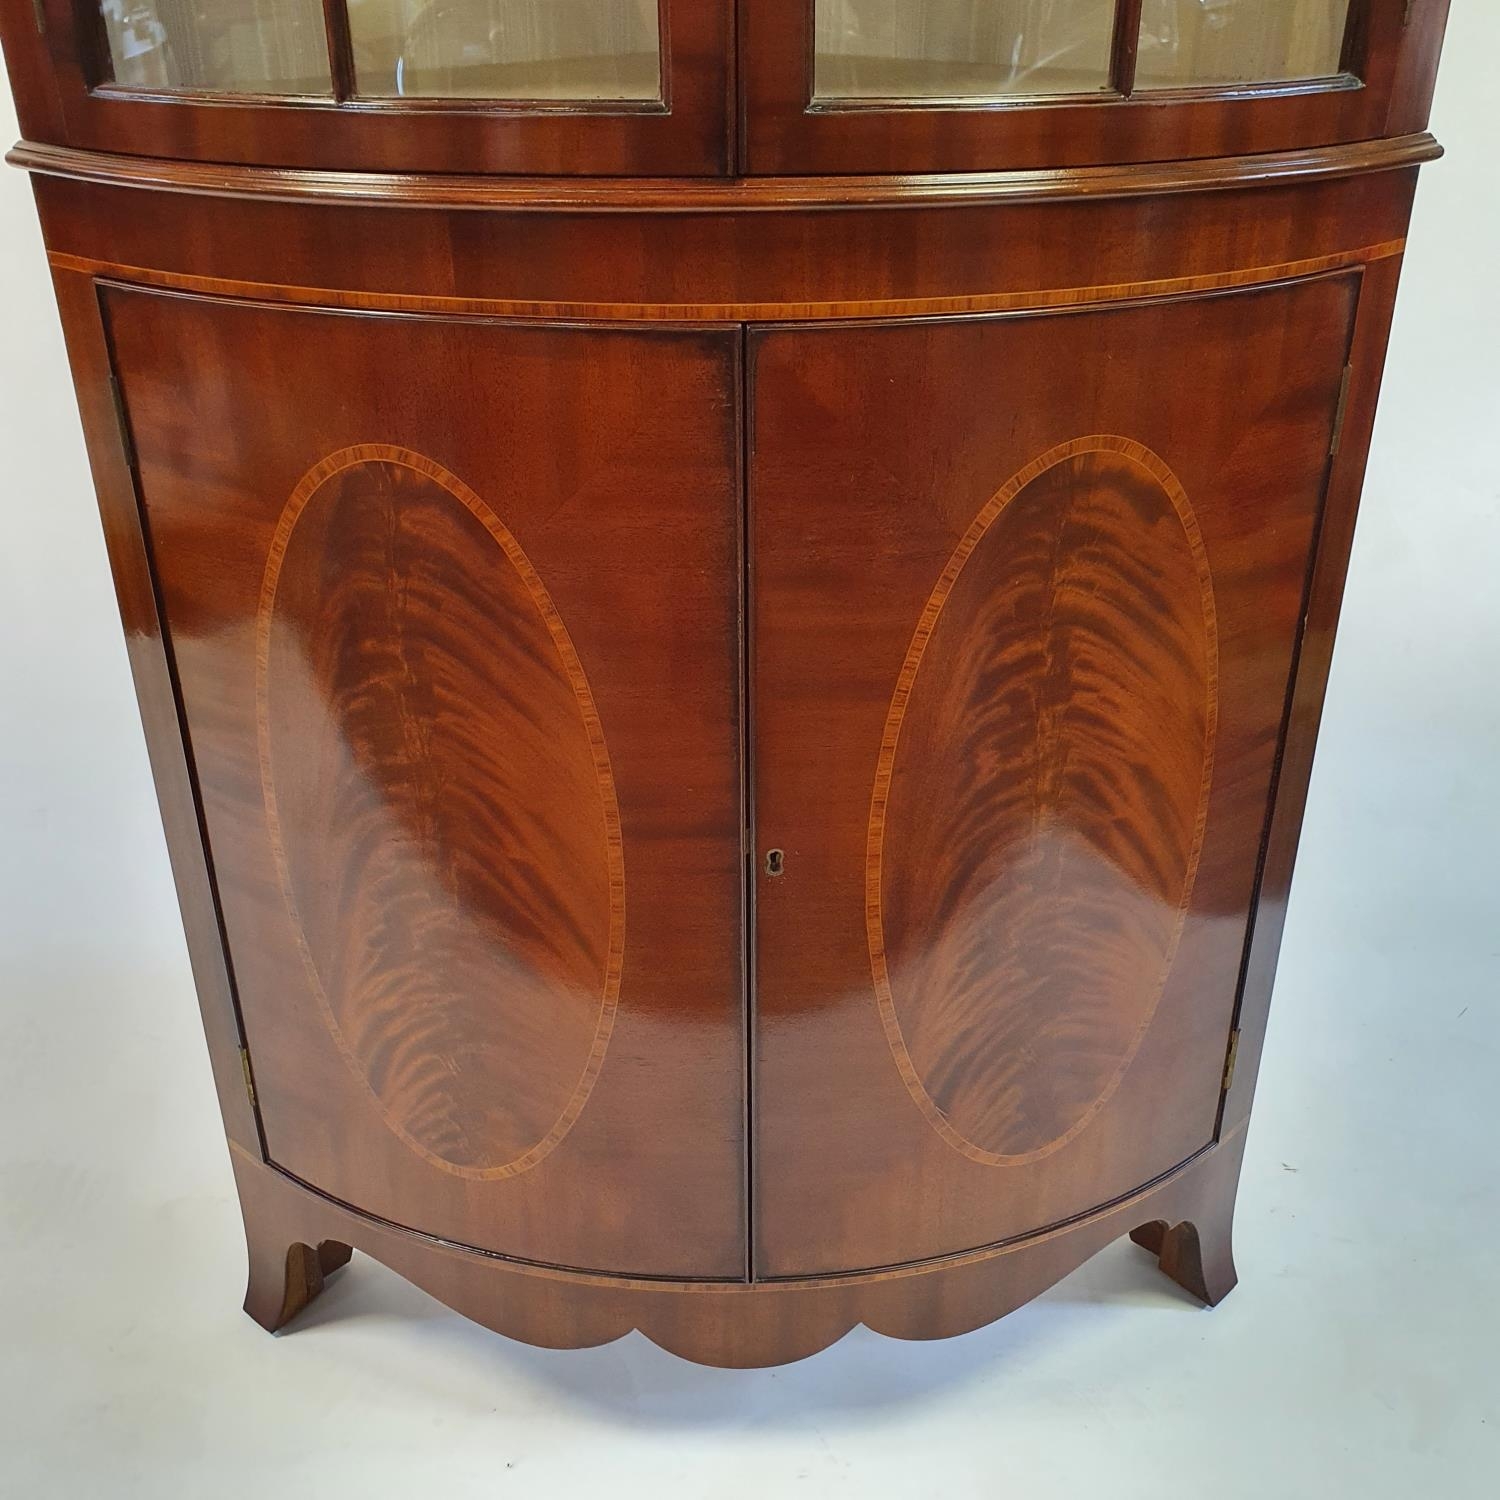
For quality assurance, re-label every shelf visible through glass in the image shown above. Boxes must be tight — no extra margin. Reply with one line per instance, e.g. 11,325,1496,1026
814,0,1117,102
99,0,331,93
1135,0,1353,89
347,0,662,101
813,0,1356,104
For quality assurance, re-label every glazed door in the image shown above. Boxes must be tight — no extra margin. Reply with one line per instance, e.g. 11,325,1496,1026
105,290,747,1278
743,0,1432,173
27,0,728,173
750,277,1358,1276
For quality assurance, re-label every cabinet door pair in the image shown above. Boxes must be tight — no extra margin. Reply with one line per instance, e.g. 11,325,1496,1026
105,280,1354,1279
17,1,1429,175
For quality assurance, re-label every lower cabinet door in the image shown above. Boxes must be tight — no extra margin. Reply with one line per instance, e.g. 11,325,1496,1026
106,290,747,1278
750,279,1358,1277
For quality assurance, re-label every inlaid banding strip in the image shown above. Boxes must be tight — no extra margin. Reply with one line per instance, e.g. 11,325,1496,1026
51,241,1405,324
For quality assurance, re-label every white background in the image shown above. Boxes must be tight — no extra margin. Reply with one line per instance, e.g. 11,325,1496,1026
1,12,1496,1497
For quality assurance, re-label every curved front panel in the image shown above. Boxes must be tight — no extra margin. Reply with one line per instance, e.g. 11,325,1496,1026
103,289,747,1277
750,276,1359,1276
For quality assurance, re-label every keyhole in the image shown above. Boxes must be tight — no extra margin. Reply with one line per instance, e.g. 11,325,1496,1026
764,848,786,877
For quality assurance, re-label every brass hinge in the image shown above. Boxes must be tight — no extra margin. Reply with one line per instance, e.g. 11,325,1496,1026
239,1046,258,1108
1330,363,1354,457
32,0,45,36
1222,1029,1242,1093
1404,0,1416,26
107,373,137,472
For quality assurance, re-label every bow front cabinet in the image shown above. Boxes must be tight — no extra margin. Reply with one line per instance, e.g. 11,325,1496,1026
1,0,1450,1367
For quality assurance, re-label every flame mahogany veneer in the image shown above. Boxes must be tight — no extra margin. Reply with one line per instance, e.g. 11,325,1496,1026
1,0,1450,1367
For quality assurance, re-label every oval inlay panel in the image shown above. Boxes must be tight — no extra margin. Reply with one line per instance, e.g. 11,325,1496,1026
256,445,624,1180
868,436,1218,1166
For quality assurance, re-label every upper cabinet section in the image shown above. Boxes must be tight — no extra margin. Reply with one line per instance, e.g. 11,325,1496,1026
0,1,1451,177
8,0,725,174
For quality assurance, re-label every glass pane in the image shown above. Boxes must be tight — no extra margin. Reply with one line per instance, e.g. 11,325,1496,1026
348,0,662,101
98,0,332,93
1135,0,1352,89
814,0,1117,102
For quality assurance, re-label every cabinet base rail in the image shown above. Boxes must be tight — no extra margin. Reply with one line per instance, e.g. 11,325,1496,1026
233,1126,1246,1369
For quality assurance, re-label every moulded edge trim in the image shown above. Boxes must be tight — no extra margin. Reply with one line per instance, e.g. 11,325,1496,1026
6,132,1441,214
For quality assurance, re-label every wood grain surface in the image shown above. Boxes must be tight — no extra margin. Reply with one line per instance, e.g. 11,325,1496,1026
870,438,1217,1167
257,447,624,1179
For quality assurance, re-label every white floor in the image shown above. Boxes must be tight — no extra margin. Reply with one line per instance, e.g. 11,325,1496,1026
2,14,1497,1498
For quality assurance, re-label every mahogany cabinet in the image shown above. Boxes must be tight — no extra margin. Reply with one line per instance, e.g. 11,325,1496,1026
1,0,1451,1367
